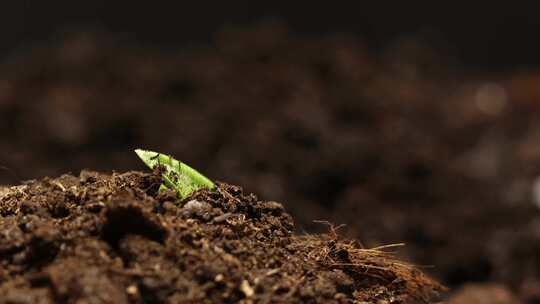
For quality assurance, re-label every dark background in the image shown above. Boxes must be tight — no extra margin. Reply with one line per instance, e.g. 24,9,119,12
2,2,540,302
2,1,540,70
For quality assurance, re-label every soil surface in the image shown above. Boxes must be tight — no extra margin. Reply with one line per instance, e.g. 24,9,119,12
1,23,540,302
0,171,441,303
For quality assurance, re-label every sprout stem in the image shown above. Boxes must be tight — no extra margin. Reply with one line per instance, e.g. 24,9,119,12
135,149,214,199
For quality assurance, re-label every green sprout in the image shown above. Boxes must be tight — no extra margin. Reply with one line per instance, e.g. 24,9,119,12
135,149,214,199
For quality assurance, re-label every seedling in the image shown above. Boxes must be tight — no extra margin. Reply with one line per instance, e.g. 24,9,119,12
135,149,214,199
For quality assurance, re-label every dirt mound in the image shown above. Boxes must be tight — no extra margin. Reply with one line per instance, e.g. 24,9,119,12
0,171,441,303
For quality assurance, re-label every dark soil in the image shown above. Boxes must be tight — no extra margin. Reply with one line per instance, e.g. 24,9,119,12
0,171,441,303
1,23,540,302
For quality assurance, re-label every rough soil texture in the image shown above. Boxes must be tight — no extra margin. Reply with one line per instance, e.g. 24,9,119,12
1,23,539,302
0,171,441,303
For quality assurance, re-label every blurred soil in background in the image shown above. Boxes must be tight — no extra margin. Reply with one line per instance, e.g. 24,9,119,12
1,23,540,302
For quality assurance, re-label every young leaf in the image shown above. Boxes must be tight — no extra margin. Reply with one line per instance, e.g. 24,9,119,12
135,149,214,199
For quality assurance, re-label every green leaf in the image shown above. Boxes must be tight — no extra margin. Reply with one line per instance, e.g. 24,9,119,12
135,149,214,199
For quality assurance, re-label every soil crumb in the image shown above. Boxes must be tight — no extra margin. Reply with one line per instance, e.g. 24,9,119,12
0,171,442,303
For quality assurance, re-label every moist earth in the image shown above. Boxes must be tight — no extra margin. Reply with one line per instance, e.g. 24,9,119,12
0,171,441,303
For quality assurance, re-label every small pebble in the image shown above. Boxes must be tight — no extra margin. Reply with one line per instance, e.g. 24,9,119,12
183,200,211,212
214,274,224,282
126,285,138,295
240,280,255,298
